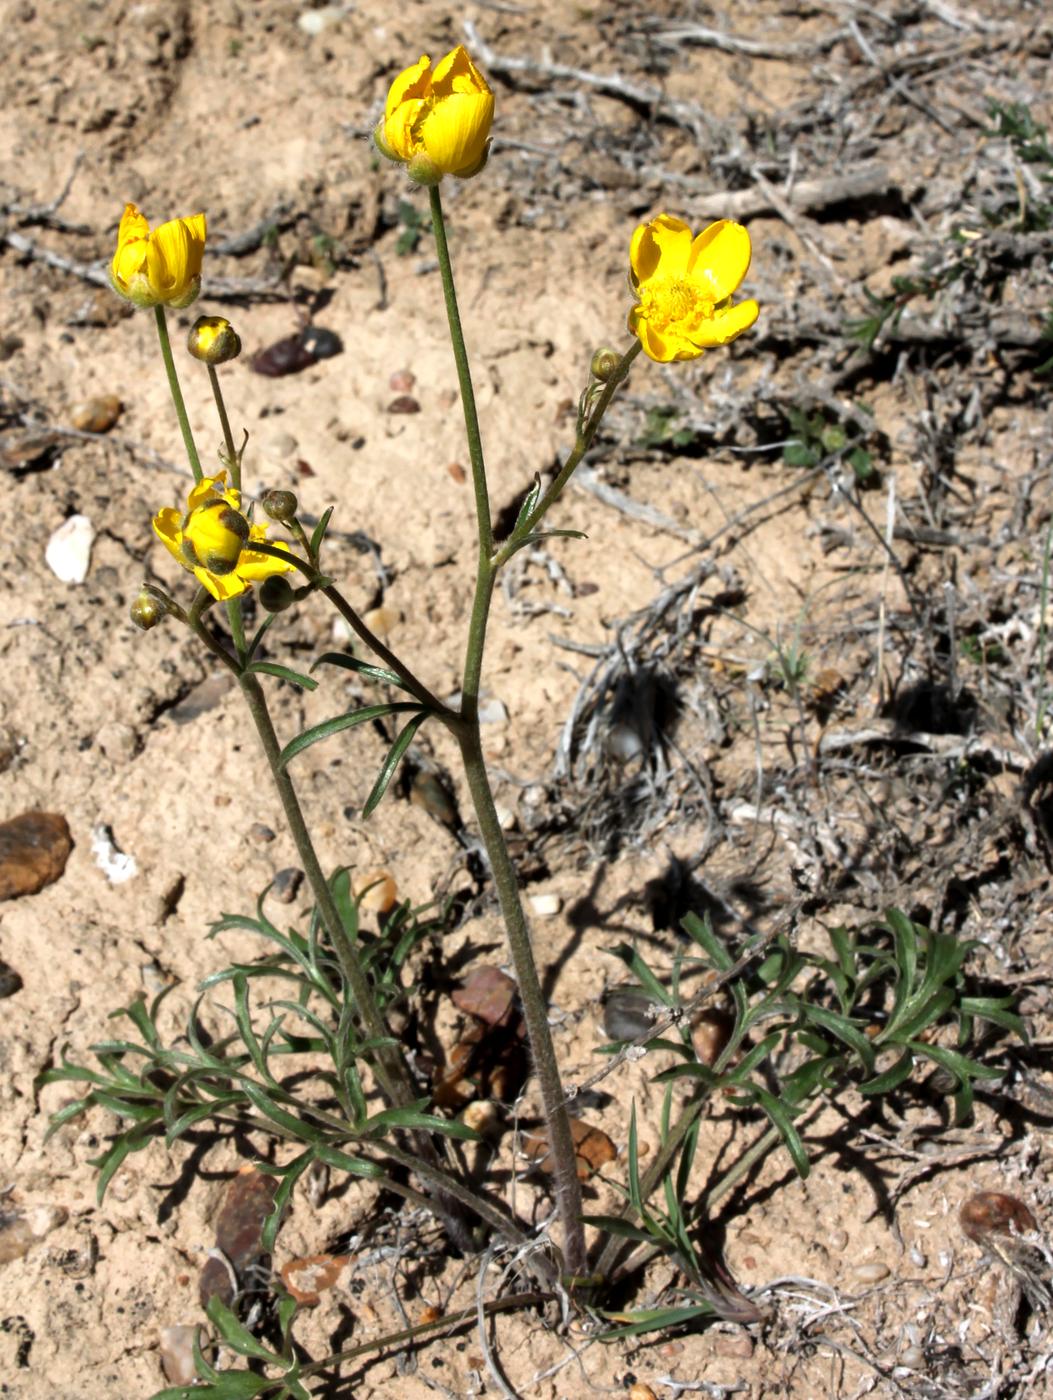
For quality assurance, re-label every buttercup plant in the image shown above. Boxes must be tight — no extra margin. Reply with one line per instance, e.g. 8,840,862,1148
45,42,795,1384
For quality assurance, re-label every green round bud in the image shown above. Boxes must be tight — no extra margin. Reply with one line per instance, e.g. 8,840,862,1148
590,348,621,382
187,316,242,365
406,152,443,187
259,575,296,613
130,589,163,631
262,489,299,524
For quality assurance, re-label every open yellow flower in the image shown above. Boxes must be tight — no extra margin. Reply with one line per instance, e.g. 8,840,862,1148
152,473,296,602
378,45,494,183
110,203,207,309
628,215,759,363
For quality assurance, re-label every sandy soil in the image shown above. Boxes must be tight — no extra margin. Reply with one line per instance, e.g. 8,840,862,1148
2,1,1053,1396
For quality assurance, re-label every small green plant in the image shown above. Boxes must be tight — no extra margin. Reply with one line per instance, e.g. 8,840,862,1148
394,198,427,256
985,100,1053,231
782,403,875,482
637,403,704,452
587,907,1021,1336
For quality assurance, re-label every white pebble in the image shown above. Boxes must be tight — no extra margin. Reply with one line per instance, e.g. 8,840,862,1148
853,1261,890,1283
494,804,516,831
529,893,561,917
45,514,94,584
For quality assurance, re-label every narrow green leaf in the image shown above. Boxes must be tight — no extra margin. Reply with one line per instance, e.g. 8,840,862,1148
680,911,735,971
92,1130,148,1204
309,506,334,557
582,1214,653,1245
751,1087,810,1178
205,1295,278,1362
512,475,541,534
313,1144,384,1179
362,1106,480,1141
859,1050,914,1096
909,1039,1002,1083
279,702,423,767
607,943,673,1007
260,1150,313,1255
362,710,431,818
958,995,1026,1038
244,661,318,691
311,652,408,691
627,1103,642,1215
242,1083,322,1141
596,1303,714,1340
802,1005,876,1072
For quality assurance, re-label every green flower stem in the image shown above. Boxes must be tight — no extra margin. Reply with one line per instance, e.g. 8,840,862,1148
246,541,450,718
493,340,642,570
207,364,240,491
428,180,596,1276
429,185,492,557
455,720,587,1276
428,184,587,1275
237,672,409,1100
154,304,203,484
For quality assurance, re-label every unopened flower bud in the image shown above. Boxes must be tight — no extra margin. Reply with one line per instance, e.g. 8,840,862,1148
590,348,620,381
179,499,249,576
188,315,241,365
262,489,298,524
130,589,163,631
259,575,296,613
373,118,399,163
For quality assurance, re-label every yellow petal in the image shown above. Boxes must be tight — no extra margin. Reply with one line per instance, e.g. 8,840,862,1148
686,221,752,302
421,90,494,175
192,565,246,601
385,55,432,119
649,214,694,274
628,304,685,363
117,203,150,249
147,213,206,307
695,297,760,346
431,45,491,98
152,507,185,564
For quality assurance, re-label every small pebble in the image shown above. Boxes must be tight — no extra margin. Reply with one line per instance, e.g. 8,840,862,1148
0,1204,68,1263
603,989,654,1041
279,1253,349,1306
494,804,516,831
299,326,342,359
0,960,22,999
159,1325,198,1386
91,824,137,884
96,721,137,762
70,394,122,433
352,869,398,914
529,893,561,917
263,431,299,460
45,514,94,584
477,697,508,724
827,1228,848,1251
272,867,304,904
387,394,420,414
461,1100,499,1136
248,823,276,845
714,1333,754,1359
909,1245,927,1268
853,1261,890,1283
297,5,346,35
140,960,169,996
899,1345,925,1369
447,462,466,484
389,369,416,392
363,605,399,638
251,335,316,377
108,1168,138,1203
167,673,232,724
0,811,72,900
628,1385,658,1400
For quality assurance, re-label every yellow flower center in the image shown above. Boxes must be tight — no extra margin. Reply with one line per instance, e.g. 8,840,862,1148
643,276,711,329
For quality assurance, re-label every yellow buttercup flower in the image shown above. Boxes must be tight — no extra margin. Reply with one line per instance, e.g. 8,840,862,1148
628,215,759,364
378,45,494,183
152,473,296,602
110,203,207,309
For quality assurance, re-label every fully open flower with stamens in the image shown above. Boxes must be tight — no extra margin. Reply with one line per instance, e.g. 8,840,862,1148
377,45,494,183
152,473,296,601
628,215,759,363
110,203,207,309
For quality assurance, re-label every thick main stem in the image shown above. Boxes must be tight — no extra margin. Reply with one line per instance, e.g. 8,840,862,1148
154,304,203,484
456,722,587,1276
428,183,587,1275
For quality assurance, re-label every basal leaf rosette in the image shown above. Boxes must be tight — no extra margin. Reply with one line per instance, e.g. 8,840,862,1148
377,45,494,184
153,473,296,601
110,203,207,310
628,215,759,363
